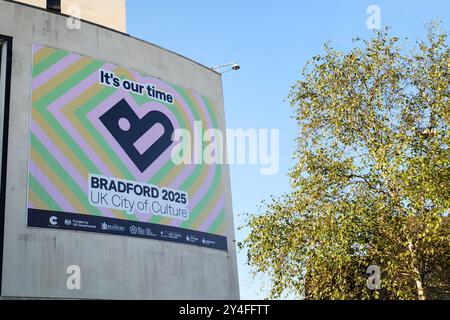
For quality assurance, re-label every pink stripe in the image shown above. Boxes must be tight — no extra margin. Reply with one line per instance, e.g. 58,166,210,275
31,120,115,218
130,71,199,185
29,160,75,212
33,53,81,90
138,75,211,188
168,163,195,190
199,194,225,232
33,44,45,55
28,198,35,209
133,123,165,155
169,94,219,227
167,92,215,190
48,64,116,177
193,92,214,128
130,71,224,227
130,70,198,126
170,164,217,227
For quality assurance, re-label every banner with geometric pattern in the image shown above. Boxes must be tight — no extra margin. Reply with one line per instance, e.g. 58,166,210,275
26,44,227,251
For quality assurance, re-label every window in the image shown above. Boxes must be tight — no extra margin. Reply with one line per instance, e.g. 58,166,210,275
47,0,61,13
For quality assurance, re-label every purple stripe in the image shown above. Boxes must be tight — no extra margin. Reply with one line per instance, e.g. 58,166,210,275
33,44,45,55
141,76,212,188
168,163,195,189
199,194,225,232
31,120,115,218
166,92,215,189
170,163,217,227
130,70,200,185
28,198,36,209
129,71,224,227
130,70,198,125
29,160,75,212
193,92,213,128
133,123,164,155
33,53,81,89
48,64,116,177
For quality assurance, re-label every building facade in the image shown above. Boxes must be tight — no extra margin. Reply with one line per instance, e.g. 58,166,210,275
16,0,127,32
0,0,239,299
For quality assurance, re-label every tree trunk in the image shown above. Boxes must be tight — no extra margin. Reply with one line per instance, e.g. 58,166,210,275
407,239,427,300
415,278,426,300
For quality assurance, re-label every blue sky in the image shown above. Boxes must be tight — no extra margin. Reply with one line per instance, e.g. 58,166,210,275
126,0,450,299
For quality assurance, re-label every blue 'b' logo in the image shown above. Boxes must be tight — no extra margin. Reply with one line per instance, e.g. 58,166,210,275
99,99,174,172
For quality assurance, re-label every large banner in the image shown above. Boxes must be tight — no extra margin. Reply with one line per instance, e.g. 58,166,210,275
26,44,227,251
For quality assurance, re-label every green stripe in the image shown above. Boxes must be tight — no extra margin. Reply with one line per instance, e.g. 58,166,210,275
181,164,222,229
132,92,175,107
149,86,206,224
202,96,219,129
192,96,226,233
150,85,203,184
35,60,104,109
131,93,149,106
31,49,226,231
151,89,223,226
29,174,62,211
31,134,101,215
179,92,223,229
33,50,70,78
35,60,105,175
142,89,191,223
75,87,135,180
75,90,142,221
208,209,225,234
145,97,190,184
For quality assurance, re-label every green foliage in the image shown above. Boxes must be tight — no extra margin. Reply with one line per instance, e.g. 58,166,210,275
241,23,450,300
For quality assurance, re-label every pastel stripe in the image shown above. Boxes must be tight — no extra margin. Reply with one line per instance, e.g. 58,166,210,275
29,175,61,211
33,57,99,104
28,187,47,210
199,194,225,232
155,86,220,226
171,164,217,227
47,64,116,177
31,146,86,213
29,45,227,235
32,47,59,71
188,171,224,230
29,160,75,213
32,107,97,179
31,120,115,219
33,53,82,90
32,44,45,56
208,210,226,234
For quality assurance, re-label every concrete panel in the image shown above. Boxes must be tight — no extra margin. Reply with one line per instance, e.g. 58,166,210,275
0,0,239,299
62,0,126,33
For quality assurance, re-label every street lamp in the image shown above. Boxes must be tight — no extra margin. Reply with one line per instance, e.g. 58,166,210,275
210,62,241,74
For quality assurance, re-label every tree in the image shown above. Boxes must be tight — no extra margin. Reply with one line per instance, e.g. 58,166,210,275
240,23,450,300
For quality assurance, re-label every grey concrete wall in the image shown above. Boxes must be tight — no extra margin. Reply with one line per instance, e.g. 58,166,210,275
0,0,239,299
